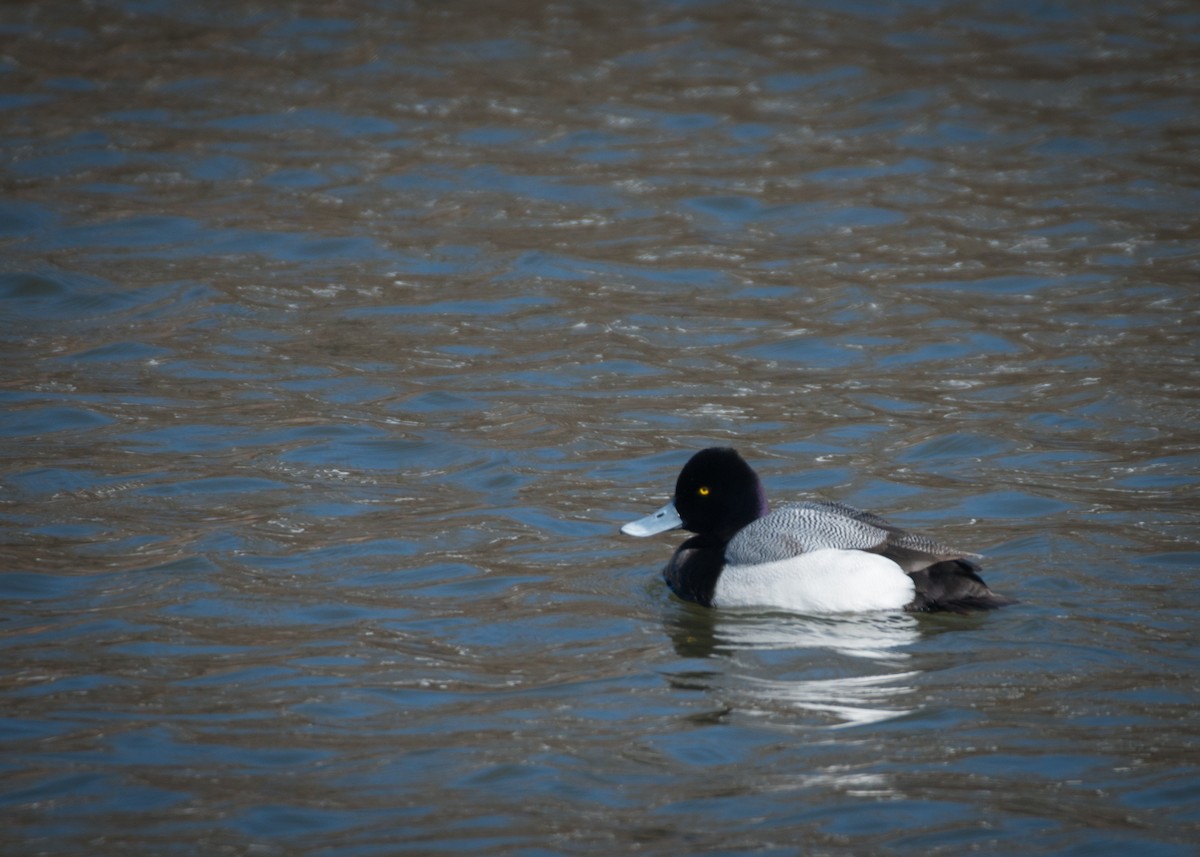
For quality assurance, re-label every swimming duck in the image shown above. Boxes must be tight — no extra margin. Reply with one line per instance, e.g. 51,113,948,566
621,447,1012,614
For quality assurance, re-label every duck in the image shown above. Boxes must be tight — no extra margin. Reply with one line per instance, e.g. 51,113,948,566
621,447,1013,614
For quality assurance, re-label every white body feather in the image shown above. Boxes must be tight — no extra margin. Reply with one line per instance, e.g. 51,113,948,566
711,548,916,613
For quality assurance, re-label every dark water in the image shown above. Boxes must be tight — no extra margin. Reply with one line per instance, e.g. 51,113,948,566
2,1,1199,854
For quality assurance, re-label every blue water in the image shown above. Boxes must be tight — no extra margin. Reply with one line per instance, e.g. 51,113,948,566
2,1,1199,854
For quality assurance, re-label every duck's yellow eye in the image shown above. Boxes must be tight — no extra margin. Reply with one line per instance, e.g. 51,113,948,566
698,486,710,496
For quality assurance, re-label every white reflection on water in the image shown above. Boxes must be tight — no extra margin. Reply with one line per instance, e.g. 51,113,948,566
666,609,921,727
708,610,919,660
739,670,920,728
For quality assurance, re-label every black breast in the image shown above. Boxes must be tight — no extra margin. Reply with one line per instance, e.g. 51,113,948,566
662,536,725,607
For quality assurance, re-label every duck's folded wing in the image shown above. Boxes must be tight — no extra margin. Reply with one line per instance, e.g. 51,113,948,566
725,501,977,572
725,503,883,564
812,500,980,567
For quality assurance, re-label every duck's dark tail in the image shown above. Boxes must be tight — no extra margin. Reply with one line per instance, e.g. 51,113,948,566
904,559,1016,614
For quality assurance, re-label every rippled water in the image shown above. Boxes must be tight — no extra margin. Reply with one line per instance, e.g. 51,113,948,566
3,1,1199,854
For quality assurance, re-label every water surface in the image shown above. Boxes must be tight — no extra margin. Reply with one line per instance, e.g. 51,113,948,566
2,1,1199,854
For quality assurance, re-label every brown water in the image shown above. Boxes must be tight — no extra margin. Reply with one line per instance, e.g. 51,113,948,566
2,1,1199,854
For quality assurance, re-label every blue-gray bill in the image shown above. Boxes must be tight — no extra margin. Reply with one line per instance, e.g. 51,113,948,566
621,501,682,536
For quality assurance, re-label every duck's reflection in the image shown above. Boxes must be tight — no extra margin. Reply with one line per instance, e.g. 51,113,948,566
665,603,921,659
733,670,921,727
663,605,923,728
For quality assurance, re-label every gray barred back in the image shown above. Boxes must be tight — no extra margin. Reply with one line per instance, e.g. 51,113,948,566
724,501,976,572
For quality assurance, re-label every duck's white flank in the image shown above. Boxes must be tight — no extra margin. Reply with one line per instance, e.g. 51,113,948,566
711,549,916,613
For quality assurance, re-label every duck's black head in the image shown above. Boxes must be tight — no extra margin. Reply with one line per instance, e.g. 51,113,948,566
673,447,769,542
